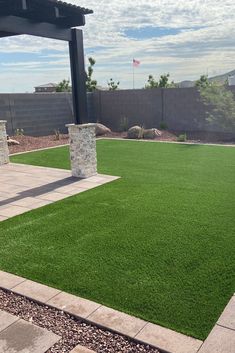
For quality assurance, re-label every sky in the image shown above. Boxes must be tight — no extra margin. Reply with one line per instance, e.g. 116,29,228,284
0,0,234,92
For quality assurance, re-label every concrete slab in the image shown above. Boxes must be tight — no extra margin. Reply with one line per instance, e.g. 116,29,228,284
198,325,235,353
0,310,19,332
87,305,146,338
0,163,119,221
0,270,25,289
47,291,101,319
217,295,235,330
0,319,60,353
70,345,96,353
12,280,61,303
136,322,203,353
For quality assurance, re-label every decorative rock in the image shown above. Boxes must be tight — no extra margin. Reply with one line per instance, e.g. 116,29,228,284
95,123,111,136
143,129,162,139
0,121,9,165
127,126,144,139
66,124,97,179
7,137,20,146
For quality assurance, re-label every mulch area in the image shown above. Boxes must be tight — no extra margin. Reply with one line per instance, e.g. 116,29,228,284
0,288,160,353
8,131,178,154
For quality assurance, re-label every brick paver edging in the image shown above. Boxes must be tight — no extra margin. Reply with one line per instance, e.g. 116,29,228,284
0,270,234,353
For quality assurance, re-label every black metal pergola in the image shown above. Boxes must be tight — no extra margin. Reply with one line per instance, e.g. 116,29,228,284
0,0,93,124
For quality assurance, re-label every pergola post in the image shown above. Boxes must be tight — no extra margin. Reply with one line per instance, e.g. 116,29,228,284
0,120,9,165
69,28,88,124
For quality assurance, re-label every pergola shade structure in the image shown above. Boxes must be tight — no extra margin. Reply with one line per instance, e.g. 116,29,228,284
0,0,93,124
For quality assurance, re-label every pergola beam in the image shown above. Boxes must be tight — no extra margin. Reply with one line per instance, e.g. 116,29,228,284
0,31,18,38
0,16,72,41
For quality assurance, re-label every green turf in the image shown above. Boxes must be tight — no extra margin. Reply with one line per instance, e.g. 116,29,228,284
1,140,234,340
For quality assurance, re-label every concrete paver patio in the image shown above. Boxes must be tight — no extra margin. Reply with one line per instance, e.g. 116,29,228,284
0,163,119,221
0,310,60,353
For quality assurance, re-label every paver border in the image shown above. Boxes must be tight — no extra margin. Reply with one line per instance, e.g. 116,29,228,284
0,270,234,353
0,270,206,353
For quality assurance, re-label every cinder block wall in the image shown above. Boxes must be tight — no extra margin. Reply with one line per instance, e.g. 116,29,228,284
1,87,235,140
1,93,74,136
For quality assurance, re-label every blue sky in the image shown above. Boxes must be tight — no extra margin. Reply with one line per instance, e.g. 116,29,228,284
0,0,234,92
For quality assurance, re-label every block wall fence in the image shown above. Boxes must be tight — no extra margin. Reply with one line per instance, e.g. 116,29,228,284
1,87,235,140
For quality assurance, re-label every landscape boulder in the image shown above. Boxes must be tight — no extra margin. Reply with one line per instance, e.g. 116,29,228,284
7,136,20,145
127,126,144,139
95,123,111,136
143,128,162,139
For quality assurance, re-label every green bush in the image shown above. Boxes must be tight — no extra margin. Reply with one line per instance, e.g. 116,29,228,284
177,133,187,142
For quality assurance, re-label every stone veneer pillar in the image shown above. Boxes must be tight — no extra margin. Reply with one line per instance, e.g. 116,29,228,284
0,120,9,166
66,123,97,178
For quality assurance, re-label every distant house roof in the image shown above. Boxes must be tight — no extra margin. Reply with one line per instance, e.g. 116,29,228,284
0,0,93,28
35,83,57,88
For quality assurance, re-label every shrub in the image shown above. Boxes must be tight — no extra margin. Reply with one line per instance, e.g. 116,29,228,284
177,133,187,142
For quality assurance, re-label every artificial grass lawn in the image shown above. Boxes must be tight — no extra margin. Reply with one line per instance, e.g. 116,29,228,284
1,140,234,340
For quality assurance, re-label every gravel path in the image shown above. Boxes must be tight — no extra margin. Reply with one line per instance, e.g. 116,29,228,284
0,289,160,353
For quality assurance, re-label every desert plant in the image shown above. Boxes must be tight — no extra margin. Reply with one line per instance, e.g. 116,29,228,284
199,83,235,131
119,116,129,132
86,57,97,92
145,73,176,89
177,133,187,142
15,128,24,136
56,79,71,92
108,78,120,91
54,129,60,141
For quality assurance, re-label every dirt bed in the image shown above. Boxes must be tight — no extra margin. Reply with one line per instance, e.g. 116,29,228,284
8,131,234,155
9,131,178,154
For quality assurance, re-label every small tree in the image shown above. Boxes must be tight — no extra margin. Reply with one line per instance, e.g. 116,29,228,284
145,75,159,88
56,79,71,92
145,73,176,89
195,75,211,89
86,57,97,92
199,83,235,131
107,78,120,91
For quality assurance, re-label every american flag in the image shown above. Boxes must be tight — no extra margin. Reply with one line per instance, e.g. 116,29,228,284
133,59,140,67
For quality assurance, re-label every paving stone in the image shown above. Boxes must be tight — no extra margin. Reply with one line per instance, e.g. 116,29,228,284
87,305,146,338
70,344,96,353
0,215,8,221
47,291,101,319
0,319,60,353
0,205,31,217
37,192,69,202
217,295,235,330
0,164,119,221
198,325,235,353
0,270,25,289
10,197,43,208
13,280,61,303
0,310,19,332
136,322,203,353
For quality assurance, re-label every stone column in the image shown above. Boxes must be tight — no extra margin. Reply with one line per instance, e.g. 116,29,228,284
0,120,9,166
66,123,97,178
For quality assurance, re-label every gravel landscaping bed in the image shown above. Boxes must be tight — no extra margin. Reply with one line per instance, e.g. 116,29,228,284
8,131,178,154
8,132,235,155
0,288,160,353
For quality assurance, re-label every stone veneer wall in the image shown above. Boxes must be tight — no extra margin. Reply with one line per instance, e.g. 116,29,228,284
0,120,9,165
66,124,97,178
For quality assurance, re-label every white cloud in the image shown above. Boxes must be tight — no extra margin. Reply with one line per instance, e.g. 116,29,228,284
0,0,234,91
